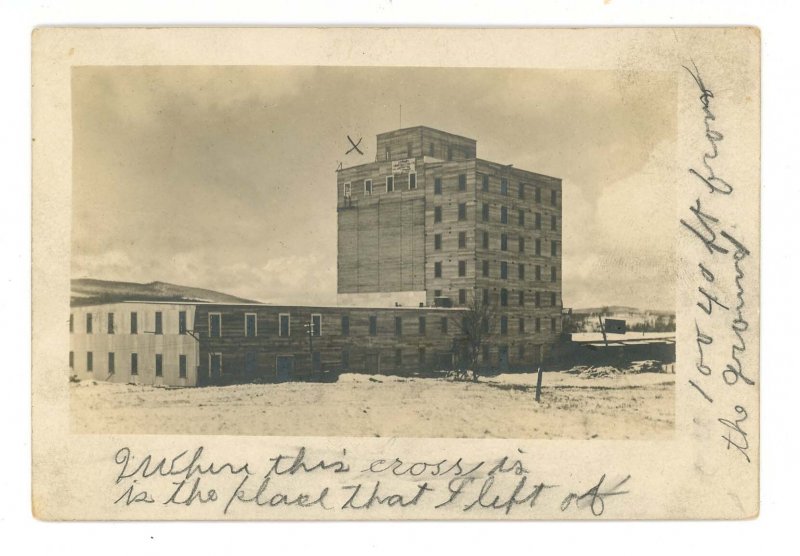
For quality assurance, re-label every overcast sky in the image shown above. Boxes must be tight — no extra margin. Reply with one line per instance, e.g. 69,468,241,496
72,66,677,310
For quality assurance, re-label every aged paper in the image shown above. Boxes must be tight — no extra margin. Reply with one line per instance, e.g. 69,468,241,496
31,27,759,519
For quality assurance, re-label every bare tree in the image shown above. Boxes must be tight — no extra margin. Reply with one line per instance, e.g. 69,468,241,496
450,289,497,379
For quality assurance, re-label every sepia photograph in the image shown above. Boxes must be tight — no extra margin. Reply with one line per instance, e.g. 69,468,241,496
68,65,677,439
30,26,760,522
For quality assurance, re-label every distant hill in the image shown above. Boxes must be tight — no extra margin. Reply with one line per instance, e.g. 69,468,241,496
71,278,260,307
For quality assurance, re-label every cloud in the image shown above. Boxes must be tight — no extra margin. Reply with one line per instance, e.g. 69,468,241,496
72,66,677,311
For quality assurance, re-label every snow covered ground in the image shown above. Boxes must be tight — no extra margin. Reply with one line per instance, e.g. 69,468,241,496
70,371,674,439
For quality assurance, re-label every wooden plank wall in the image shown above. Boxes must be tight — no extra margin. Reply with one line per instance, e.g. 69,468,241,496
472,160,563,368
192,304,468,384
337,160,426,294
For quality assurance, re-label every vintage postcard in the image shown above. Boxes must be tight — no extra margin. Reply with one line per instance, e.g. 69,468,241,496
31,27,760,519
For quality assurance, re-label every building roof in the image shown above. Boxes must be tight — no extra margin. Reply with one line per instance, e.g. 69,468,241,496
376,125,476,143
72,299,466,312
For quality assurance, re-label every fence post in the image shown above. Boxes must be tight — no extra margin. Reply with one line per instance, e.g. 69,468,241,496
535,366,543,402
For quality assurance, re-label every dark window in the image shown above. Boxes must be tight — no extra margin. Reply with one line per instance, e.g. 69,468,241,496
458,231,466,248
210,353,222,375
441,317,448,334
407,142,413,157
107,313,115,334
519,318,525,334
179,311,187,334
551,292,557,307
69,351,74,368
551,241,558,257
535,187,542,203
482,230,489,249
519,291,525,306
482,317,490,334
364,179,373,195
500,178,508,195
69,314,73,333
535,212,542,230
341,315,350,336
519,237,525,253
517,211,524,227
395,316,402,336
483,345,490,364
551,215,557,231
108,352,115,374
501,233,508,251
482,260,489,277
535,292,541,307
500,261,508,279
246,352,258,374
179,355,187,378
418,347,426,365
434,289,442,298
458,289,467,305
130,312,137,335
209,314,221,337
395,348,403,366
369,316,377,336
483,288,490,304
434,262,442,278
434,177,442,194
551,189,558,206
155,311,163,335
434,206,442,223
482,174,489,192
447,146,453,161
279,314,290,337
458,174,467,191
86,314,93,334
536,317,542,332
155,354,163,377
518,183,525,199
434,233,442,250
458,260,466,277
551,317,557,331
519,264,525,280
458,203,467,221
500,316,508,335
311,314,322,337
518,344,525,360
131,353,138,375
419,316,426,335
535,239,542,256
86,352,93,372
551,267,557,282
386,176,394,192
500,206,508,224
245,313,257,337
535,265,542,281
409,173,417,190
429,143,435,157
500,288,508,307
482,203,489,222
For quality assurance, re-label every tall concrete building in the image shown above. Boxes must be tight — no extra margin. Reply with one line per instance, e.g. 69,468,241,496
337,126,563,365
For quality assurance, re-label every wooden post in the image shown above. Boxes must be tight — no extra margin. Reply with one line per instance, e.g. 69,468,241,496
598,315,609,348
535,366,543,402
